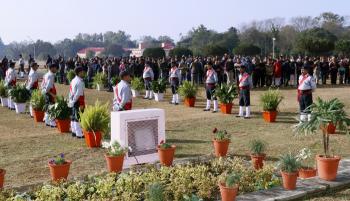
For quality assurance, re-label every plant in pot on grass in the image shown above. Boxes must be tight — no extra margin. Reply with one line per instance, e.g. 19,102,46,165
157,140,176,166
131,77,144,98
0,168,5,189
260,88,283,122
294,98,350,181
212,128,231,157
218,171,240,201
249,139,267,170
66,70,75,84
215,84,238,114
8,84,31,114
103,141,128,173
178,81,198,107
30,90,46,123
93,72,108,91
80,101,110,148
152,79,167,102
278,152,301,190
296,148,317,179
48,96,72,133
0,81,9,107
48,153,72,182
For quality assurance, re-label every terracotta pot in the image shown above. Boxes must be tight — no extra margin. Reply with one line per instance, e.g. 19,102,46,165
33,110,45,123
184,97,196,107
105,154,125,173
48,160,72,182
298,167,317,179
56,119,71,133
262,111,277,122
220,103,233,114
281,171,298,190
0,169,5,189
316,155,341,181
213,139,230,157
250,154,266,170
83,130,102,148
219,182,239,201
157,145,176,166
327,123,336,134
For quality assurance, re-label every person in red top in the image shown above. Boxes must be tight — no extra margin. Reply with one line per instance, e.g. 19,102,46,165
273,58,282,87
41,63,58,127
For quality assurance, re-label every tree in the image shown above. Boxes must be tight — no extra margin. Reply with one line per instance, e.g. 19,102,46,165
85,50,95,59
296,28,337,55
203,45,227,56
143,47,165,58
211,27,240,52
233,43,261,56
158,35,174,44
0,37,5,57
140,36,160,48
103,44,125,57
169,47,193,57
290,16,318,32
335,39,350,55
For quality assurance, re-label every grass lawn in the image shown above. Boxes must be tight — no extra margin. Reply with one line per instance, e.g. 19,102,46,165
302,186,350,201
1,82,350,194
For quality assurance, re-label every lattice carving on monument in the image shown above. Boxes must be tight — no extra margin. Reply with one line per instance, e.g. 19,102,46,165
127,119,159,157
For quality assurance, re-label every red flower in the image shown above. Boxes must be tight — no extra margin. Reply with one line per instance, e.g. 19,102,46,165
212,128,218,133
160,140,164,144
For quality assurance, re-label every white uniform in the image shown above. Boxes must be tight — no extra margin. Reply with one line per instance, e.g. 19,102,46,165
113,80,132,111
68,76,85,137
41,71,57,127
204,69,219,112
169,67,181,104
143,67,154,99
26,69,39,90
298,74,316,122
5,68,16,87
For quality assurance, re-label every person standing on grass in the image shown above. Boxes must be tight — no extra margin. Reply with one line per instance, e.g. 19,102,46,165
113,71,132,111
169,61,181,105
26,62,40,117
18,54,25,78
68,66,85,139
236,65,253,119
4,60,16,88
297,66,316,122
42,63,58,127
203,62,219,113
143,63,154,100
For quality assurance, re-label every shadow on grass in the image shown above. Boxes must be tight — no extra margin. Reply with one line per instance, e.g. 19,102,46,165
167,139,208,144
175,153,202,158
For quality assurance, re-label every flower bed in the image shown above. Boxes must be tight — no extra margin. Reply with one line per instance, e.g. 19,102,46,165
0,157,280,201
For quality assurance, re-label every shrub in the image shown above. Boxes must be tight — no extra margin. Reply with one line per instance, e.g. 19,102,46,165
233,43,261,56
47,96,71,120
67,70,75,82
212,128,231,141
169,47,193,57
8,84,31,103
146,183,165,201
30,90,46,111
80,101,110,134
93,72,108,88
249,139,267,155
278,152,301,173
110,76,120,86
215,84,238,104
131,77,144,91
260,88,283,111
143,47,166,58
151,79,167,93
0,80,8,98
178,81,197,98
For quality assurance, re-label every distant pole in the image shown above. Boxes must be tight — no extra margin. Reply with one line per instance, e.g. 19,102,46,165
272,37,276,59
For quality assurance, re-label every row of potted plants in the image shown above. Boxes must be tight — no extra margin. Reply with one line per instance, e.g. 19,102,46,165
0,81,31,114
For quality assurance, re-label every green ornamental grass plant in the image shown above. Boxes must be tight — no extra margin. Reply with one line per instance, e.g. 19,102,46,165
0,81,8,98
93,72,108,88
47,96,72,120
80,101,110,134
215,84,238,104
213,128,231,141
178,81,198,98
220,171,240,187
30,90,46,111
8,84,31,103
279,152,301,173
131,77,144,91
152,79,167,93
249,139,267,155
260,88,284,111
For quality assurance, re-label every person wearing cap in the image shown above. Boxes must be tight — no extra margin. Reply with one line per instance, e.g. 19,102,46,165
204,62,219,113
41,63,58,127
143,63,154,100
68,66,85,138
169,61,181,105
297,66,316,122
26,62,40,117
113,71,132,111
236,65,253,119
4,60,16,88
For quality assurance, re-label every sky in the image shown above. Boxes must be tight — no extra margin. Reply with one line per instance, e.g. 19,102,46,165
0,0,349,44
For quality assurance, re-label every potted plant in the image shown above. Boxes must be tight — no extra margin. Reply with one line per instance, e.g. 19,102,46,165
48,96,72,133
296,148,317,179
0,81,9,107
103,141,127,173
30,90,46,123
178,81,198,107
294,98,350,181
157,140,176,166
218,171,240,201
0,168,5,189
131,77,144,98
80,101,110,148
215,84,238,114
278,152,301,190
8,84,31,114
48,153,72,182
146,182,165,201
66,70,75,84
260,88,283,122
152,79,167,102
93,72,108,91
249,139,267,170
212,128,231,157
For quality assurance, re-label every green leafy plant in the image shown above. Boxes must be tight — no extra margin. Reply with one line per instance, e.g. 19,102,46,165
49,153,67,165
212,127,231,141
152,79,167,93
278,152,301,173
8,84,31,103
67,70,76,82
260,88,284,111
80,101,110,134
215,84,238,104
219,171,240,188
296,148,314,169
0,80,8,98
158,140,172,149
47,96,72,120
178,81,198,98
146,183,165,201
183,194,203,201
294,98,350,157
30,90,46,111
131,77,144,91
103,141,128,156
249,139,267,155
93,72,108,88
110,76,120,86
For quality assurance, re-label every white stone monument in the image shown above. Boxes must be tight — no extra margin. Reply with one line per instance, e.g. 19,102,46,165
111,109,165,167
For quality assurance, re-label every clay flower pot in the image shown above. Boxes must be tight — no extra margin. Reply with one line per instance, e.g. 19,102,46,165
298,167,317,179
48,160,72,182
105,154,125,173
213,139,230,157
83,130,102,148
220,103,233,114
33,109,45,123
56,119,71,133
219,182,239,201
250,154,266,170
327,123,336,134
0,169,5,189
281,171,298,190
157,145,176,166
262,111,277,122
316,155,341,181
184,97,196,107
